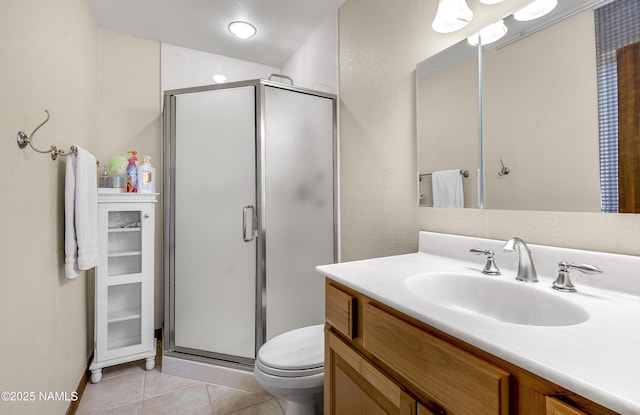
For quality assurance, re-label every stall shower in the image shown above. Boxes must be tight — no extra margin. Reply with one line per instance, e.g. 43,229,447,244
162,79,337,369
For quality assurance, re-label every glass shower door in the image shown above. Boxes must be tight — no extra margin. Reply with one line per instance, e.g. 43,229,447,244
263,85,336,340
172,85,257,361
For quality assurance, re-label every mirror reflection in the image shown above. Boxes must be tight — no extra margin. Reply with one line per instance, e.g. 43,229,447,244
417,0,640,212
482,8,600,212
416,42,479,208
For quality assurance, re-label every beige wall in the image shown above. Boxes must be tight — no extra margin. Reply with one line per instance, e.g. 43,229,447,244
96,31,162,328
0,0,99,414
281,12,339,94
417,53,479,208
0,1,161,414
483,11,600,211
339,0,640,261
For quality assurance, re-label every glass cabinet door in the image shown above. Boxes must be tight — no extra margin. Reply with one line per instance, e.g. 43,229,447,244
107,211,142,276
96,201,154,362
107,282,142,350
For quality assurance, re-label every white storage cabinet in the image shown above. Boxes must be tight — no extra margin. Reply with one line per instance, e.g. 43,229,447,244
90,193,157,383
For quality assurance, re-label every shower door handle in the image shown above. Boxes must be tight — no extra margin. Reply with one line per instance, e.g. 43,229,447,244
242,205,257,242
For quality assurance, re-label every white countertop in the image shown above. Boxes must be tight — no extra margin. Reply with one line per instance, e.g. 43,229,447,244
317,231,640,415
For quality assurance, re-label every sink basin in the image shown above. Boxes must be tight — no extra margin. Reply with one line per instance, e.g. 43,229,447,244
405,273,589,326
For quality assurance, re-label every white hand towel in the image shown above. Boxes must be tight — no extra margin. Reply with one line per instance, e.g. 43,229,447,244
65,146,98,278
432,169,464,208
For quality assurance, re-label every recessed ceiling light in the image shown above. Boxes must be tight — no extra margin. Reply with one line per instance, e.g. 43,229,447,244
228,21,257,39
212,74,227,83
513,0,558,21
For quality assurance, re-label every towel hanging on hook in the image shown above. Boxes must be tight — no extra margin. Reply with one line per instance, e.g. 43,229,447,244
16,109,77,160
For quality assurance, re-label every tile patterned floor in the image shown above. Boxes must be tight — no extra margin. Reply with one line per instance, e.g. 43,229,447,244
76,358,284,415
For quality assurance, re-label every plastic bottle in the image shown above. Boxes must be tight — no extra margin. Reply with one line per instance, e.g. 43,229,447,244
98,165,111,188
137,155,155,193
125,151,138,193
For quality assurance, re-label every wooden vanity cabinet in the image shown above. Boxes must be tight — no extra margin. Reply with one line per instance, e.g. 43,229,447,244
325,279,617,415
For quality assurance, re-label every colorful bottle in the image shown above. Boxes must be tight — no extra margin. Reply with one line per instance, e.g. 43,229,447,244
125,151,138,193
137,155,155,193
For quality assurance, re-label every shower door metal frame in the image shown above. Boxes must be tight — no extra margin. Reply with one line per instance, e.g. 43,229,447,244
162,79,338,370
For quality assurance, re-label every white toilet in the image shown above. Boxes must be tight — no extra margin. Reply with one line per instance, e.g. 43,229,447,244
254,324,325,415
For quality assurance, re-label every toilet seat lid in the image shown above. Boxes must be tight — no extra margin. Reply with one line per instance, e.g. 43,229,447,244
257,324,324,373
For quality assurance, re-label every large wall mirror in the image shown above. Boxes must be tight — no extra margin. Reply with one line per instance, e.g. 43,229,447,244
417,0,639,212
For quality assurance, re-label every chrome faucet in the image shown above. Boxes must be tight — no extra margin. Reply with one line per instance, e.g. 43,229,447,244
552,261,602,292
469,248,501,275
502,237,538,283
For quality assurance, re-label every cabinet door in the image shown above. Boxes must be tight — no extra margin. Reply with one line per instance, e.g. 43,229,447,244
96,202,155,362
326,329,416,415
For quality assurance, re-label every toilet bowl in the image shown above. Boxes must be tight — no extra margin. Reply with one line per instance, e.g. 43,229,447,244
254,324,325,415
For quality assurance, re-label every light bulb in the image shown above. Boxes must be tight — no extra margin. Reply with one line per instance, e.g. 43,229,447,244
467,20,508,46
432,0,474,34
228,21,257,39
212,74,227,83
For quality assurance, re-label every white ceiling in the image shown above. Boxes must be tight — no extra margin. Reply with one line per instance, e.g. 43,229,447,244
87,0,345,67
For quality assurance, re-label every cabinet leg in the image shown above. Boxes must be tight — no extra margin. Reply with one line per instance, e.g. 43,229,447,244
90,369,102,384
145,357,155,371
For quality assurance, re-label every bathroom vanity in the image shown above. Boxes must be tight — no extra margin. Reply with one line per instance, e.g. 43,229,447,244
319,232,640,414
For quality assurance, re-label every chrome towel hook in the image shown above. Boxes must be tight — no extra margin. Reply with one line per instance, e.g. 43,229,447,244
16,109,76,160
498,157,510,176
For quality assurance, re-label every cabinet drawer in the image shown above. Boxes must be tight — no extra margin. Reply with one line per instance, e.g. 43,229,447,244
326,283,357,339
546,397,589,415
363,303,510,415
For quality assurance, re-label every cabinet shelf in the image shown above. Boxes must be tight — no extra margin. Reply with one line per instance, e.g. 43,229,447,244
108,250,142,258
108,336,142,350
108,308,142,323
108,270,142,278
108,227,141,233
107,274,143,286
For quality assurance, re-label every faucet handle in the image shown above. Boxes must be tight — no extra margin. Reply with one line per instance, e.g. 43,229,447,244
552,261,602,292
470,248,501,275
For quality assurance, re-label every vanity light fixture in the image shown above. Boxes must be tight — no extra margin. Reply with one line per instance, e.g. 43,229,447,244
432,0,474,34
212,74,228,83
228,21,257,39
467,20,508,46
513,0,558,21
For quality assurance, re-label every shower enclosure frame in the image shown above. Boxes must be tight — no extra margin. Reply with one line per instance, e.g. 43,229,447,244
162,79,339,370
